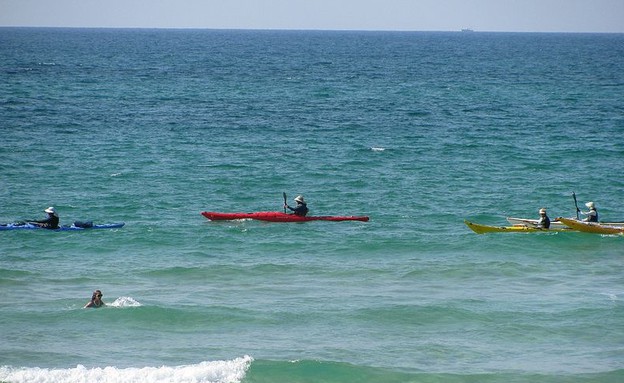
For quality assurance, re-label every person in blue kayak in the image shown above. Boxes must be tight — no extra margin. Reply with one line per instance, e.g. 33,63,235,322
536,208,550,229
579,201,598,222
285,195,309,217
84,289,105,308
31,206,60,229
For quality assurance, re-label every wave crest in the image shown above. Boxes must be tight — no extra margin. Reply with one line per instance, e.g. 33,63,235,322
0,356,253,383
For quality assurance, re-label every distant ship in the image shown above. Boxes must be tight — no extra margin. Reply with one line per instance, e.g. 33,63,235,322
461,28,474,32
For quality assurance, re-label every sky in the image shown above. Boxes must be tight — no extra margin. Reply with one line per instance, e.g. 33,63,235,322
0,0,622,33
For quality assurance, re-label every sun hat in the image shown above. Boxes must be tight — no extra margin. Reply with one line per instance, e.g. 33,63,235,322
585,202,595,209
539,208,547,214
294,195,305,203
44,207,57,216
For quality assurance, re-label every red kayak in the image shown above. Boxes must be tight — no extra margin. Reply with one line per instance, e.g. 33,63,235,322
201,211,369,222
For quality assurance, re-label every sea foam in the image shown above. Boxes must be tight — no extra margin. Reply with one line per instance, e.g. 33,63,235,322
108,296,142,307
0,356,253,383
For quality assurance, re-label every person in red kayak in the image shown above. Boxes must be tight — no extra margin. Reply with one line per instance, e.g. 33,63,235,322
31,206,60,229
285,195,309,217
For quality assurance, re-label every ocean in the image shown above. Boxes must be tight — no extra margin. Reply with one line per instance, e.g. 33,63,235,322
0,28,623,383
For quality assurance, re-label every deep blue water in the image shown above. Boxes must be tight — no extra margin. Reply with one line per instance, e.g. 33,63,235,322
1,28,623,383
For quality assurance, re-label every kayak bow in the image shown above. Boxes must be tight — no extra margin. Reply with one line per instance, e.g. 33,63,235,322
557,217,624,234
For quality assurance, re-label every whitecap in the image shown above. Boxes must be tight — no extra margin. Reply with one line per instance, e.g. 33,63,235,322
108,296,142,307
0,356,253,383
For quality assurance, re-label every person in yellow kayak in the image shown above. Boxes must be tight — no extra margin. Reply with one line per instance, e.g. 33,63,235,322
284,195,309,217
579,201,598,222
31,206,60,229
536,208,551,229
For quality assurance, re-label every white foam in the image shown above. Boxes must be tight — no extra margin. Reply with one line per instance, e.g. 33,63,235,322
0,356,253,383
370,147,385,151
108,296,142,307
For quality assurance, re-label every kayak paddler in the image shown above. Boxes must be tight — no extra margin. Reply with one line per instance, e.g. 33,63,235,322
579,201,598,222
536,208,550,229
285,195,309,217
30,206,60,229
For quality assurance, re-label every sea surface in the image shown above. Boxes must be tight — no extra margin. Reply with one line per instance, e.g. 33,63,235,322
1,28,623,383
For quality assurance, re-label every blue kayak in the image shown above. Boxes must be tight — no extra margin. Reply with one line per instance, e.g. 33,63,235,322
0,222,125,231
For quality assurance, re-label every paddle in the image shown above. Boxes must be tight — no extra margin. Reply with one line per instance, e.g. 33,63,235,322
4,221,34,227
283,192,287,213
572,191,580,219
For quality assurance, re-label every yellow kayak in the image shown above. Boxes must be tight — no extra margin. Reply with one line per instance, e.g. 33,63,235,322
506,217,567,229
507,216,624,229
464,220,574,234
557,217,624,234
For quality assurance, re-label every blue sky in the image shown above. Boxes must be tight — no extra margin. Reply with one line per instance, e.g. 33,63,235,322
1,0,622,32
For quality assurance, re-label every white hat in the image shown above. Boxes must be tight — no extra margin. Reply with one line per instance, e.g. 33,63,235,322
539,208,547,214
44,206,57,216
585,202,595,209
294,195,305,203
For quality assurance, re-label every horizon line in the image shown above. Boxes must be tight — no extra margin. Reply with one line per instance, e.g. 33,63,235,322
0,26,622,35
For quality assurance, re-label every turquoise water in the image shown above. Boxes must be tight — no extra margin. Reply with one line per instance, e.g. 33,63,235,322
1,28,623,383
